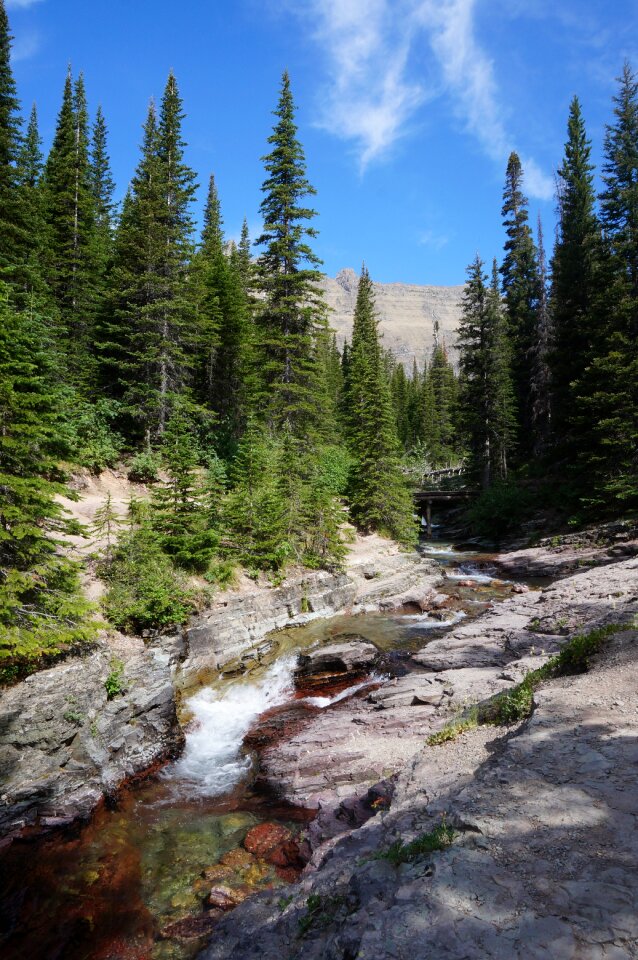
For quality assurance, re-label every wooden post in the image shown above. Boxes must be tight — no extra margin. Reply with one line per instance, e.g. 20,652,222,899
426,499,432,538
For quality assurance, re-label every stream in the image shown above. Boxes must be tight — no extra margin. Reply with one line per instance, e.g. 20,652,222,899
0,540,534,960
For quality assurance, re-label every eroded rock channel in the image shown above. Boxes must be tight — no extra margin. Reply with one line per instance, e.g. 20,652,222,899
2,535,636,960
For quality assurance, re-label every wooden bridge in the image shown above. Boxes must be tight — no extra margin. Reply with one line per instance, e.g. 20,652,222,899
414,464,478,536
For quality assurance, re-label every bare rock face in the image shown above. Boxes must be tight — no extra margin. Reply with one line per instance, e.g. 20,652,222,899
321,270,463,369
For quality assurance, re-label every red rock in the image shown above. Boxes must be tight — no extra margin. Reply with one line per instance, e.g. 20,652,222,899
266,838,303,868
243,822,292,858
275,865,301,883
511,583,530,594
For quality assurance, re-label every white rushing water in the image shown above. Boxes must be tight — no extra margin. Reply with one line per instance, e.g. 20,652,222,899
166,657,296,797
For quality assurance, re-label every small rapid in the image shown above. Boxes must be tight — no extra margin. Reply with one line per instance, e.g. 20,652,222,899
167,657,297,797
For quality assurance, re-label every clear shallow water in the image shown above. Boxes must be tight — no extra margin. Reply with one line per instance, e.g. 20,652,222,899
0,539,525,960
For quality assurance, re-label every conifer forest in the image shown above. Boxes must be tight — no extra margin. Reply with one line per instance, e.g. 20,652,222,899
2,2,638,958
1,0,637,678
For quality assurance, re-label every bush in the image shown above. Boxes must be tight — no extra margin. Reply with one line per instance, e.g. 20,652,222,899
127,451,161,484
104,658,127,699
101,524,193,634
64,398,123,473
465,481,535,541
315,445,353,497
204,559,238,589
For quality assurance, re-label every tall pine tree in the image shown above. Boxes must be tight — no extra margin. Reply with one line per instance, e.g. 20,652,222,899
344,266,416,543
500,152,539,452
255,71,328,436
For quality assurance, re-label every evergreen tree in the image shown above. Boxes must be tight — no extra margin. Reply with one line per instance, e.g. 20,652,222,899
500,152,539,450
152,406,217,571
255,71,328,435
196,173,250,449
89,105,116,304
458,258,516,488
344,267,416,543
15,104,46,300
223,419,286,571
428,337,459,466
104,74,198,443
43,70,97,386
550,97,600,446
0,0,30,296
0,283,94,670
580,63,638,505
530,215,552,454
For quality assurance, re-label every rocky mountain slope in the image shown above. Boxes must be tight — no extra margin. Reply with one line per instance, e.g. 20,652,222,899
321,269,463,369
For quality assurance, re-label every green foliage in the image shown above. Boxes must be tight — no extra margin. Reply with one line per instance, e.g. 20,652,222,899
298,894,347,937
0,284,97,676
344,267,417,545
465,481,534,540
101,520,193,634
426,714,478,746
373,821,456,866
204,559,238,589
64,397,123,473
127,451,161,484
104,657,126,699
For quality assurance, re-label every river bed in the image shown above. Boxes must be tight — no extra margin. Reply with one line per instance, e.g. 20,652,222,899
0,541,533,960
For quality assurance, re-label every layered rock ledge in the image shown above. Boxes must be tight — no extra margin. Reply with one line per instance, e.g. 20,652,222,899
0,536,438,841
199,556,638,960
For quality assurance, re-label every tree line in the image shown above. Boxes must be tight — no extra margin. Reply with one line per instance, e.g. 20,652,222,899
0,1,415,676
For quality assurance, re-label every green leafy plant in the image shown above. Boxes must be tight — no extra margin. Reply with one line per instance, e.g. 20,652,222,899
101,523,194,634
373,821,456,866
298,894,347,936
127,451,161,484
63,709,84,726
104,658,126,700
427,714,477,746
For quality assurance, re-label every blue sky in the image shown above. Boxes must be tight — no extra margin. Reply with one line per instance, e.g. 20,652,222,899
6,0,638,285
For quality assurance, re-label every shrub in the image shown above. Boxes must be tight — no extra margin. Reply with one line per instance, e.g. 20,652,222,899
101,524,193,634
127,451,161,484
104,658,127,699
64,398,123,473
465,481,535,541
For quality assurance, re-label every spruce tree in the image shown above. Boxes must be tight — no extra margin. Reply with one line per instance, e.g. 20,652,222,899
458,257,516,488
0,283,94,670
105,74,198,443
500,152,539,450
89,105,116,306
196,173,250,449
428,337,459,466
15,104,46,300
550,97,600,446
0,0,29,295
255,71,327,435
344,266,416,543
43,70,98,387
580,63,638,505
530,216,552,454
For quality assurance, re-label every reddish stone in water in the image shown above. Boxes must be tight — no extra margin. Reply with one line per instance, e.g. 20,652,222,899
266,838,304,868
275,865,302,883
243,822,292,858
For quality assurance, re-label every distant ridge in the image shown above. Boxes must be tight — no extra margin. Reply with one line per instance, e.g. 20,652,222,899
320,268,463,370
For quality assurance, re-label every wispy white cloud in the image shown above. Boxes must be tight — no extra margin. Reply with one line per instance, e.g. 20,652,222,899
416,0,553,199
418,228,450,251
295,0,553,198
10,30,41,62
6,0,45,9
303,0,430,169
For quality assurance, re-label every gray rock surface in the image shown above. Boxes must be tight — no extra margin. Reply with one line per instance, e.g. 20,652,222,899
0,633,184,840
198,557,638,960
322,269,463,370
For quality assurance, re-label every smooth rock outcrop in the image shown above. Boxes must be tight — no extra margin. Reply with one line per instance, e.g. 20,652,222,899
197,557,638,960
